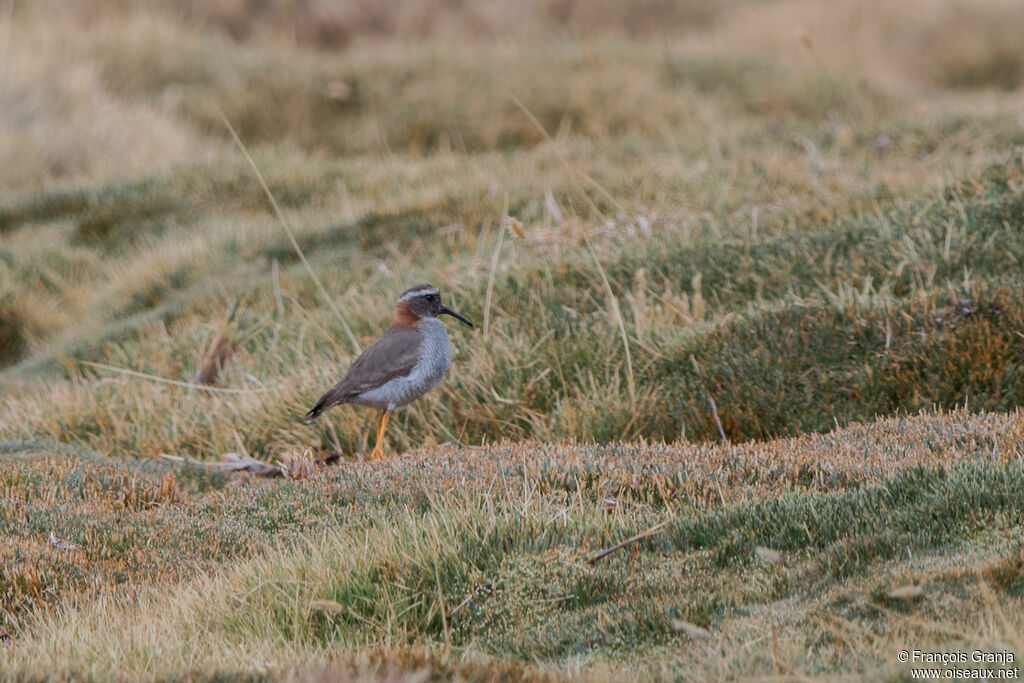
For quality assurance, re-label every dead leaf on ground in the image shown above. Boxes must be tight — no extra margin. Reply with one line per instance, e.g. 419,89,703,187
311,600,346,613
888,585,925,600
193,302,262,391
755,546,783,565
208,452,284,477
278,451,321,479
671,619,714,640
508,216,526,238
49,532,79,552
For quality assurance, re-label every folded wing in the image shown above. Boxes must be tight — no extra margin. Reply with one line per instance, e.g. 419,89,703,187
304,326,421,422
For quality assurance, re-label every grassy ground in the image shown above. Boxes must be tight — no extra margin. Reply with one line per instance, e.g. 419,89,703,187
2,0,1024,679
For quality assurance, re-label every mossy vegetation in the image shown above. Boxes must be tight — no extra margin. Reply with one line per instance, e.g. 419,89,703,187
3,411,1024,679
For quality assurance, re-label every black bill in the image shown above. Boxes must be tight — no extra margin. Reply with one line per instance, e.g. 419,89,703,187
440,305,474,327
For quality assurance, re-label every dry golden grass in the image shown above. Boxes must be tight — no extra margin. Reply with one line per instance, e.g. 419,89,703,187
27,0,722,48
698,0,1024,91
3,0,1023,191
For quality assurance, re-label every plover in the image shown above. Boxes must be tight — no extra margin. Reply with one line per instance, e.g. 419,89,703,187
304,283,473,459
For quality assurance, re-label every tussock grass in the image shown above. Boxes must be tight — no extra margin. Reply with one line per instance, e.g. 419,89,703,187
4,153,1023,455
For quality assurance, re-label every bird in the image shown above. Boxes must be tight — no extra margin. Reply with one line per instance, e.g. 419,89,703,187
304,283,473,460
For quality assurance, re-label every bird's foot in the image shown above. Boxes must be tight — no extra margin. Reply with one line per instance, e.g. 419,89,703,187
366,410,391,461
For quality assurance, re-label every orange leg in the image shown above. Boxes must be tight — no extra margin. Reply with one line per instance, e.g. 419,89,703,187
368,410,391,460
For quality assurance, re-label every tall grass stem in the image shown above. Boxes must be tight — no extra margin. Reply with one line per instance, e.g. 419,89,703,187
219,110,361,355
483,193,508,337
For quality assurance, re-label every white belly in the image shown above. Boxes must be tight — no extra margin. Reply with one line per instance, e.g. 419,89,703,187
353,318,452,410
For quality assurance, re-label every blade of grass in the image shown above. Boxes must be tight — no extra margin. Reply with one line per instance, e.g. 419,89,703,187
218,109,361,355
588,519,671,564
81,360,270,394
507,90,636,410
585,237,636,409
506,90,627,218
483,193,509,337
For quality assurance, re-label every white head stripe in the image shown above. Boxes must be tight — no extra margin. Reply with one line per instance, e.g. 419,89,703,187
399,287,439,302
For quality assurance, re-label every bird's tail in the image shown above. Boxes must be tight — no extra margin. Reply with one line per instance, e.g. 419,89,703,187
305,384,350,424
305,386,347,423
303,400,327,424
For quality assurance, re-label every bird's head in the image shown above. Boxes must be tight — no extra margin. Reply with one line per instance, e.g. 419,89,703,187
394,283,474,327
